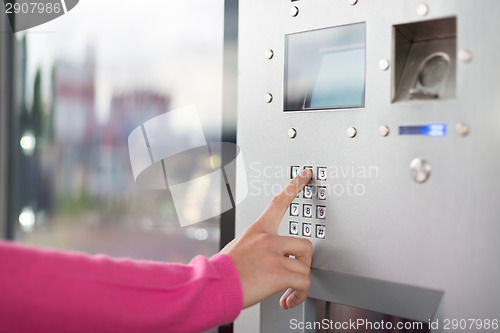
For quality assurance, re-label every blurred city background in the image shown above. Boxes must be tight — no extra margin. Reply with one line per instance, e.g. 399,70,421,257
5,0,233,278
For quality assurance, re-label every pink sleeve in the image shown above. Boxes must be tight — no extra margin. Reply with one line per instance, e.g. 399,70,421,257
0,241,242,333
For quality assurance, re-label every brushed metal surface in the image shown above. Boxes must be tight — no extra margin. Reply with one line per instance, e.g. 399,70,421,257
236,1,500,331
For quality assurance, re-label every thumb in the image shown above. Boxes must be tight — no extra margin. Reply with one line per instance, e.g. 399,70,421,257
255,168,312,234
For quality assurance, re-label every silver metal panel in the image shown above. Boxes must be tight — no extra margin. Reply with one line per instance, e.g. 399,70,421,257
237,0,500,332
308,269,443,323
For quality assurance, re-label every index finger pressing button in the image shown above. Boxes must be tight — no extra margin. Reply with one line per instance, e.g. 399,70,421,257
303,166,313,181
254,168,312,234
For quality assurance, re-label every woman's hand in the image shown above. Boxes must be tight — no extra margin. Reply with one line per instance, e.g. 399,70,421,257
220,169,313,310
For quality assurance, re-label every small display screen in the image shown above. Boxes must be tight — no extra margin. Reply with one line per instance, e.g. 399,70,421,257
284,23,366,111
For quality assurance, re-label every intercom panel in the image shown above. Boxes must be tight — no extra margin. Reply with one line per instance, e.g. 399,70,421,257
236,1,500,331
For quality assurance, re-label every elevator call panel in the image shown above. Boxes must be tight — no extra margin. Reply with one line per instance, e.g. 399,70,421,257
236,0,500,332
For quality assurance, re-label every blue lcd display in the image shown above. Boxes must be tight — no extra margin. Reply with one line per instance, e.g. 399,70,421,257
399,124,447,137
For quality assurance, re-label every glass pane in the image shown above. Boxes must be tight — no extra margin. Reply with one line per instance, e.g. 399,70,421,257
12,0,224,271
306,48,365,109
284,23,366,111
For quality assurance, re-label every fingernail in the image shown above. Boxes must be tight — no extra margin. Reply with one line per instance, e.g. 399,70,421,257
300,168,312,178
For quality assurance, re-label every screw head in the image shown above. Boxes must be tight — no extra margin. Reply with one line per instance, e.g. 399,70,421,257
349,0,358,5
290,6,299,17
417,3,429,16
347,127,357,138
288,128,297,139
379,59,390,71
458,50,473,63
456,122,470,136
379,125,390,137
265,49,274,59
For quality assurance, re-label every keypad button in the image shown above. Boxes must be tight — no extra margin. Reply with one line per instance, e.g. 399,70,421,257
317,167,327,181
303,185,313,199
302,223,312,237
317,186,327,200
289,221,299,235
316,205,326,220
290,203,299,216
316,224,326,239
303,204,313,218
290,166,301,179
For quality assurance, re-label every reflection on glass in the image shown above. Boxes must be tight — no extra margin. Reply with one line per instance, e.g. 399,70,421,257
12,0,224,281
19,207,36,232
20,131,36,156
284,22,366,111
307,48,365,108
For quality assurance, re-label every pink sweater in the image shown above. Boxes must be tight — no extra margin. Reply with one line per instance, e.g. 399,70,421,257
0,241,242,333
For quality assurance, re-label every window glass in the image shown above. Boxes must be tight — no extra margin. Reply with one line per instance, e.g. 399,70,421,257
12,0,224,271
